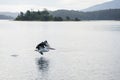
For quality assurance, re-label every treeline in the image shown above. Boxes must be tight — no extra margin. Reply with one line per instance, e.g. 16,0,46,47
15,9,120,21
15,9,80,21
81,9,120,20
50,9,120,20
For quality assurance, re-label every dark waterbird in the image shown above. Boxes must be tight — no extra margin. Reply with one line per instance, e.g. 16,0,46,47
35,40,55,55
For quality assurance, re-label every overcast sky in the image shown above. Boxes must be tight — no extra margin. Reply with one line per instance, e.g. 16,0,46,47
0,0,112,12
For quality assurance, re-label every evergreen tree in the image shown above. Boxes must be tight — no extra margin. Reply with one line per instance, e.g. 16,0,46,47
66,16,70,21
74,18,80,21
54,17,63,21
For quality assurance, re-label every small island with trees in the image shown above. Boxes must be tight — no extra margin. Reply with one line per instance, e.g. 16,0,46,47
15,9,80,21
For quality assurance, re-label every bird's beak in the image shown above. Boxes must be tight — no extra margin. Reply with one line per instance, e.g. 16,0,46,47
48,47,55,50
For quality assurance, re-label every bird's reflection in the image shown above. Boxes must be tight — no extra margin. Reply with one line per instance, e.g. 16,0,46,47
36,57,49,80
37,57,49,71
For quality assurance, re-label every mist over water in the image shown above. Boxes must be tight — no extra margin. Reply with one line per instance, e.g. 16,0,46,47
0,20,120,80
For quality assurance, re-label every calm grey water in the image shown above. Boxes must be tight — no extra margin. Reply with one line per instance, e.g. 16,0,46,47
0,20,120,80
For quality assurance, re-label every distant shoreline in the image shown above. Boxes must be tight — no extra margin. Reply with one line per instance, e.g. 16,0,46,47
15,9,120,21
1,9,120,21
0,19,120,21
15,9,80,21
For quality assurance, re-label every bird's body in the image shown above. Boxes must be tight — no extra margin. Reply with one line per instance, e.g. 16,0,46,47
35,40,55,55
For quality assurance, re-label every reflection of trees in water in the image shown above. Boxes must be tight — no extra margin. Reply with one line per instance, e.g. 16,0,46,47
36,57,49,80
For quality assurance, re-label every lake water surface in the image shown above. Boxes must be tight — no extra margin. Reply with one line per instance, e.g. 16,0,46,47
0,20,120,80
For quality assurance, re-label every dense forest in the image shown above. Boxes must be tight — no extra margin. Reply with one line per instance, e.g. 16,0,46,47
15,9,80,21
50,9,120,20
12,9,120,21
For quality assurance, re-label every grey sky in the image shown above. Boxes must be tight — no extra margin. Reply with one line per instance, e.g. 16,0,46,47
0,0,112,12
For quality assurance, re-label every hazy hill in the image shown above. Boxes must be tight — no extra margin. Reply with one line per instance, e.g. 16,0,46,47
0,12,18,18
83,0,120,11
50,10,83,19
50,9,120,20
0,15,14,19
